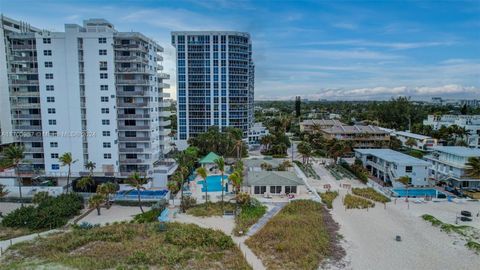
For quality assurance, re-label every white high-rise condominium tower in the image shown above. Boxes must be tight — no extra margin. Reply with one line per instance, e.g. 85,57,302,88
0,15,172,177
171,31,254,149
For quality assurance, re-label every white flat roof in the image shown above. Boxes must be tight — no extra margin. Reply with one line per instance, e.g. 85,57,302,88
395,131,431,140
433,146,480,157
355,148,430,166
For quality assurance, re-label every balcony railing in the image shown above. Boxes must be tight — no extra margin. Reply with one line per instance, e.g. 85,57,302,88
10,56,36,62
116,79,150,85
10,67,38,74
119,148,145,153
117,90,146,96
12,114,41,119
120,158,143,164
118,136,150,141
157,73,170,79
118,125,150,130
117,101,148,107
115,55,148,63
117,114,150,119
11,44,36,50
115,67,148,73
10,79,39,85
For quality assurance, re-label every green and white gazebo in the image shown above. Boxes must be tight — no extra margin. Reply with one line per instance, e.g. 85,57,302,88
199,152,221,167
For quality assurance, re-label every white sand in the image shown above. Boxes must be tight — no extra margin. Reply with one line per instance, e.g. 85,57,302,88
309,163,480,270
78,205,150,225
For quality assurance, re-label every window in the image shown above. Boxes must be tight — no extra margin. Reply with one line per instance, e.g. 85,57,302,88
100,73,108,79
48,119,56,125
270,186,282,194
285,186,297,194
51,153,59,158
104,153,112,159
101,108,109,114
43,50,52,56
50,142,58,147
254,186,267,195
99,49,107,55
102,119,110,125
45,73,53,79
100,85,108,91
125,131,136,137
44,62,53,68
46,85,54,91
102,131,111,136
47,108,56,114
51,164,60,170
101,96,109,102
103,142,111,148
49,131,57,137
405,166,413,173
43,38,51,44
47,97,55,102
98,37,107,44
99,61,107,70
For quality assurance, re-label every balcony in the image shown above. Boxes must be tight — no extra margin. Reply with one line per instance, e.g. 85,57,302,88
12,114,41,119
117,114,150,119
9,67,38,74
119,147,145,153
10,55,36,62
120,158,143,164
10,91,39,97
115,67,148,73
10,79,39,85
157,73,170,79
158,128,171,136
15,125,42,131
159,120,171,126
159,101,171,107
116,79,150,85
159,92,170,98
118,136,150,141
117,101,148,107
24,147,44,153
157,82,170,89
11,103,41,109
158,111,171,117
11,44,36,50
118,125,150,130
19,136,43,142
115,55,148,63
114,44,148,52
117,90,146,97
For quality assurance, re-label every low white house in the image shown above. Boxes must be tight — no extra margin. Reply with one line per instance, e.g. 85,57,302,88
248,122,269,145
424,146,480,189
394,131,438,151
244,171,306,196
355,148,430,187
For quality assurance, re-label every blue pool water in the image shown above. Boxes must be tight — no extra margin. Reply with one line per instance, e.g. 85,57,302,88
393,188,445,198
198,175,229,192
114,189,168,200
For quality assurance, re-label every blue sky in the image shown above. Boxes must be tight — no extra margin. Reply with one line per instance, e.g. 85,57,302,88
1,0,479,100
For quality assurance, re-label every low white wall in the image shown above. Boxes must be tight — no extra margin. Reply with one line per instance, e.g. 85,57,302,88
4,186,64,198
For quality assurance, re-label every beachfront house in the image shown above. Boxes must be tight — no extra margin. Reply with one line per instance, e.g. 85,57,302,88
244,171,306,197
244,157,292,172
247,122,270,145
424,146,480,189
355,148,430,187
394,131,438,151
423,115,480,148
321,125,390,148
299,119,344,133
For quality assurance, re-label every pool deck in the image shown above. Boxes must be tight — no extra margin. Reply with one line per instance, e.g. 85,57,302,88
188,175,235,203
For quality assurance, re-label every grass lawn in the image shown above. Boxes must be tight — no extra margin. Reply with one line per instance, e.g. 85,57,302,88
1,222,252,270
186,202,237,217
233,202,267,236
351,187,390,203
320,191,339,209
0,225,41,241
343,194,375,209
245,200,344,269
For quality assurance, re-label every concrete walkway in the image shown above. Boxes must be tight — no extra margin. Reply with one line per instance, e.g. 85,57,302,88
247,202,287,237
0,229,62,256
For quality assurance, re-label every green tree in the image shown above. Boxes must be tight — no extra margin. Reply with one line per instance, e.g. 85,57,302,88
297,141,313,164
58,152,77,193
97,182,117,208
0,184,9,198
76,176,94,192
389,136,403,150
2,144,25,206
85,161,96,175
196,166,209,207
466,157,480,178
228,171,242,194
167,180,180,205
214,157,226,211
126,172,148,213
405,138,417,148
295,96,301,118
89,194,105,216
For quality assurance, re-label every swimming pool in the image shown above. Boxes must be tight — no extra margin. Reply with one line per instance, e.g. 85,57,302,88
114,189,169,200
198,175,229,192
392,188,446,198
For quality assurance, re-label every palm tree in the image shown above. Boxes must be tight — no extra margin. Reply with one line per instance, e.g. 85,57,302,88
97,182,117,208
405,138,417,148
2,144,25,207
89,194,105,216
228,171,242,194
232,139,243,161
126,172,148,213
85,161,96,175
0,184,9,198
167,180,180,205
196,166,209,207
214,157,226,211
76,176,94,192
466,157,480,178
297,141,313,164
58,152,77,193
397,176,411,205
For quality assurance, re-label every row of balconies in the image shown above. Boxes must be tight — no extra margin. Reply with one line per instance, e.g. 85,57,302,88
11,44,36,50
10,79,39,85
9,67,38,74
117,113,151,119
115,55,149,63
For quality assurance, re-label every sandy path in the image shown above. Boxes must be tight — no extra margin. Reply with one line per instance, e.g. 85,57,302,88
309,163,480,270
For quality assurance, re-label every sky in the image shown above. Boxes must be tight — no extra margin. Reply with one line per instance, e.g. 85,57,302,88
1,0,479,101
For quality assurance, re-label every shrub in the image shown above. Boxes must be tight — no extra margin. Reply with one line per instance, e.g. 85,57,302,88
72,222,100,230
1,193,83,230
351,188,390,203
343,194,375,209
133,208,162,223
234,199,267,236
32,192,50,204
114,200,158,207
340,162,369,183
320,191,339,209
180,196,197,211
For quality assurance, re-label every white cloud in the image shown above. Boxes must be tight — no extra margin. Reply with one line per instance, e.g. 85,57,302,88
332,22,358,30
301,39,456,50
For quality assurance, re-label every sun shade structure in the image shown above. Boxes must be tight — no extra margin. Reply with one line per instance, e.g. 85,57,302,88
199,152,222,165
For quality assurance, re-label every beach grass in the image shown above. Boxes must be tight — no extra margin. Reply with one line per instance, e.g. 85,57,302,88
351,188,390,203
320,191,339,209
186,202,236,217
343,194,375,209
